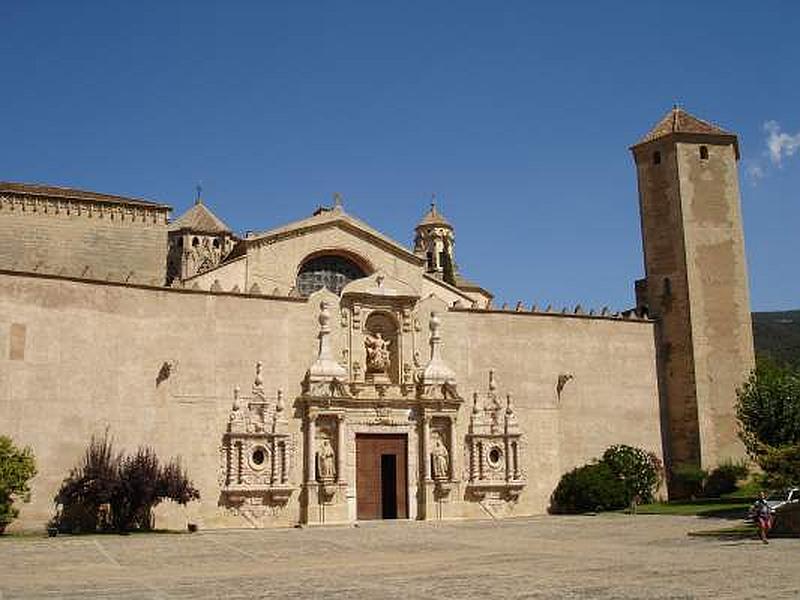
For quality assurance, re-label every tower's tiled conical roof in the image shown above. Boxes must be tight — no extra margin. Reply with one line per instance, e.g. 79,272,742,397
416,202,452,229
169,199,232,234
632,107,739,158
638,107,732,144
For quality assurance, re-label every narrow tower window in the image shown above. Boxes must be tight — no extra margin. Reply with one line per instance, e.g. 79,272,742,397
699,146,709,160
653,151,661,165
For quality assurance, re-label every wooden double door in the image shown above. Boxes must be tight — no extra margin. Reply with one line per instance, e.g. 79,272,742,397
356,434,408,520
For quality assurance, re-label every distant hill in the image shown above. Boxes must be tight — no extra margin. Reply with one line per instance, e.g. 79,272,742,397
752,310,800,367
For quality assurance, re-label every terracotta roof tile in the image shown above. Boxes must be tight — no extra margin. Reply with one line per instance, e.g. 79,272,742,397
636,107,733,145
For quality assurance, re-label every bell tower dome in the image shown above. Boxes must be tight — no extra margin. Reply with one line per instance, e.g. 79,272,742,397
414,200,457,286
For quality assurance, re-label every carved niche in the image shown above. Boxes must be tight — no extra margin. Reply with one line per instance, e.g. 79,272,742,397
465,370,525,502
219,362,296,518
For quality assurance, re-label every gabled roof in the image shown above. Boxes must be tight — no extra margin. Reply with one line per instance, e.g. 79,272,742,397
250,204,424,266
0,181,170,210
341,271,419,299
416,202,452,229
169,200,232,234
633,107,739,157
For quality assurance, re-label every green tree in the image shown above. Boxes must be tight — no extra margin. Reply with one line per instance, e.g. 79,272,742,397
441,244,457,287
601,444,662,504
736,359,800,488
0,436,37,532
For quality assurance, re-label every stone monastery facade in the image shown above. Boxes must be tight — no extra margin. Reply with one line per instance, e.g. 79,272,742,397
0,108,754,530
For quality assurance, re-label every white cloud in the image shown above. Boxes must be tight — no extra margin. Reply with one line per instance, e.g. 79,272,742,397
745,161,765,185
764,120,800,165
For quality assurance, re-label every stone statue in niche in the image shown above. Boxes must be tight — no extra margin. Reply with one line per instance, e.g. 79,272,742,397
431,435,450,481
317,439,336,482
364,332,391,374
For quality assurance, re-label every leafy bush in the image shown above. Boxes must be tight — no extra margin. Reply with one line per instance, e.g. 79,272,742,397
53,433,199,533
671,464,707,498
756,444,800,490
53,433,119,533
702,461,749,498
550,462,627,514
0,436,37,532
601,444,662,504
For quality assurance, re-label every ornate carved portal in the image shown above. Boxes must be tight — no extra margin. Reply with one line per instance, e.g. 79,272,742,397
297,271,527,525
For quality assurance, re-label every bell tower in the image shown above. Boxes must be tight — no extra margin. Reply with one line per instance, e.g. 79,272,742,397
414,200,457,286
166,194,237,285
632,107,755,493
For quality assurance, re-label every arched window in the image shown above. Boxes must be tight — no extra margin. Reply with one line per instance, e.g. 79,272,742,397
296,254,367,296
699,146,709,160
653,151,662,165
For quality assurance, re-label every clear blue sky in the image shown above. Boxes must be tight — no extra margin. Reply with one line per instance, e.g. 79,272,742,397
2,2,797,311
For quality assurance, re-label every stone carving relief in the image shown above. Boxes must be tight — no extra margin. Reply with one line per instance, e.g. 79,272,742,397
219,362,296,522
431,433,450,481
317,439,336,482
465,370,526,503
364,332,391,375
363,312,397,383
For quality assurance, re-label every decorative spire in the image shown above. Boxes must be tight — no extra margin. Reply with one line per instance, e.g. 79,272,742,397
333,192,343,210
420,311,456,385
307,300,347,382
195,183,203,205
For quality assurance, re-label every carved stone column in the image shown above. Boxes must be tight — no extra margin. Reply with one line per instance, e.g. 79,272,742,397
336,414,346,484
422,415,432,482
306,409,317,484
448,416,458,481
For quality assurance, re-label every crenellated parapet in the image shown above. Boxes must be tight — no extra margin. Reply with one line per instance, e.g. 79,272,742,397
0,190,169,226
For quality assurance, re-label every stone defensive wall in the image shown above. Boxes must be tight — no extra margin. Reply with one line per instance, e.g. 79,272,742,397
0,269,663,530
0,184,170,286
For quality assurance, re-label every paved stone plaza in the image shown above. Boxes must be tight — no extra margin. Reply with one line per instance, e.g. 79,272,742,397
1,515,797,599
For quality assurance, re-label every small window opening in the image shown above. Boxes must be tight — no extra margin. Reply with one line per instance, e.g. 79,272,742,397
488,447,502,467
653,151,661,165
426,251,434,270
252,448,265,465
212,238,220,248
192,237,199,247
699,146,709,160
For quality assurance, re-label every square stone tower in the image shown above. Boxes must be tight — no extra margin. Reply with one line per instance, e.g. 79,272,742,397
632,107,755,493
